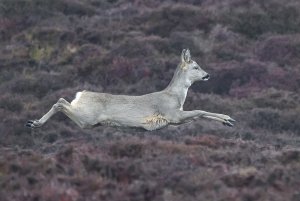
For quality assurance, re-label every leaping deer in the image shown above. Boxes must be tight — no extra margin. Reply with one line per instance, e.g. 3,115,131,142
26,49,235,131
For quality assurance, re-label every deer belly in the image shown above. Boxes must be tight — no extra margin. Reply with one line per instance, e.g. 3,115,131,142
99,120,122,127
142,114,169,131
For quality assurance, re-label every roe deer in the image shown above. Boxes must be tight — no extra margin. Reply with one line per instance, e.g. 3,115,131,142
26,49,235,131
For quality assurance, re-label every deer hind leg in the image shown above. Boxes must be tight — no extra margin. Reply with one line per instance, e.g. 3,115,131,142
26,98,85,128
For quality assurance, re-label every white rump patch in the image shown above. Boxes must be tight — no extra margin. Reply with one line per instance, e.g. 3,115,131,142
71,92,82,106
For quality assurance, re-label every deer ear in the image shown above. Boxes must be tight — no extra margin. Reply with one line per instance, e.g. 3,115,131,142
181,48,191,63
181,49,186,63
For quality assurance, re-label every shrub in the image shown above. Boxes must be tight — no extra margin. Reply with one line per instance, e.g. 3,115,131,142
248,107,300,133
0,0,96,18
228,10,271,39
169,31,204,56
10,72,70,98
140,5,213,37
281,109,300,134
82,156,142,182
109,142,144,158
110,38,157,58
43,133,59,143
195,60,268,96
221,1,300,38
0,95,23,112
249,108,281,131
256,35,300,66
250,89,300,110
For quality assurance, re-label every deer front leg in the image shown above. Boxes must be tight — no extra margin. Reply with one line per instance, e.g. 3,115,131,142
172,110,235,127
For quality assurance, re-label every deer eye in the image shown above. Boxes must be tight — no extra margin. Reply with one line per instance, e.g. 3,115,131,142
193,66,199,70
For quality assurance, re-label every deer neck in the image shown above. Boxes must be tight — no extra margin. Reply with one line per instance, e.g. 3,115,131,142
165,69,191,110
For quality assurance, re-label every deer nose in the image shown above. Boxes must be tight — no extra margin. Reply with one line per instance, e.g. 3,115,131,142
202,74,210,80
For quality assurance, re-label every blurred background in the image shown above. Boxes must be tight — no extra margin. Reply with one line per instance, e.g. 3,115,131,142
0,0,300,200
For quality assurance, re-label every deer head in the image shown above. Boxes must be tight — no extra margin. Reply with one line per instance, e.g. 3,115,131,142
180,49,210,83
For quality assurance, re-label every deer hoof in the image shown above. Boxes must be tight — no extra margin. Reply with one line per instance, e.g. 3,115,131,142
227,118,236,123
223,121,234,127
25,120,41,128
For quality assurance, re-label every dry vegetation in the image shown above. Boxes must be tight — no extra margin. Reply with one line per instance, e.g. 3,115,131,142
0,0,300,200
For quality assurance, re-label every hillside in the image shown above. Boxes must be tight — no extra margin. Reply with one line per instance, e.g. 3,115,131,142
0,0,300,200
